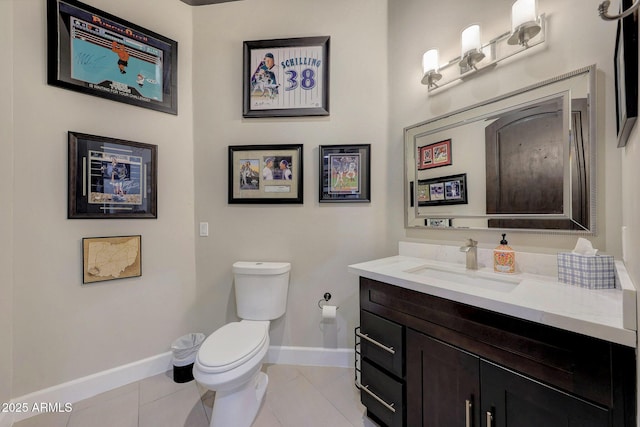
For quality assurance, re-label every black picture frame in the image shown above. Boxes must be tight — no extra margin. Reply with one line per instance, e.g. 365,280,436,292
228,144,304,204
243,36,330,118
47,0,178,115
614,0,638,148
68,131,158,218
417,173,467,207
319,144,371,203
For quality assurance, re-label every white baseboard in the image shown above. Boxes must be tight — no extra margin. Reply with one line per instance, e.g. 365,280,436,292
11,352,173,424
266,346,354,368
0,412,13,427
9,346,353,424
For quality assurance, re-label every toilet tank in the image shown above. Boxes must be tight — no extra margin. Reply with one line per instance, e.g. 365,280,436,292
233,261,291,320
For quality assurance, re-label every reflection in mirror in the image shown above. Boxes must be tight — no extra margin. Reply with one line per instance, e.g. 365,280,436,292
404,65,595,233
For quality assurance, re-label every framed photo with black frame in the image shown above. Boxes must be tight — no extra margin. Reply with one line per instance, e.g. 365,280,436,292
417,173,467,207
319,144,371,203
243,36,330,118
47,0,178,115
68,131,158,219
228,144,303,204
613,0,638,148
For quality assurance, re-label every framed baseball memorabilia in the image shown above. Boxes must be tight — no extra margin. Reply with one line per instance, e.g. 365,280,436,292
243,36,330,118
68,131,158,219
47,0,178,115
228,144,303,204
417,173,467,207
319,144,371,203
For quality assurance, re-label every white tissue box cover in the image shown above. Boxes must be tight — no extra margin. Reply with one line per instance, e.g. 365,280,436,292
557,252,616,289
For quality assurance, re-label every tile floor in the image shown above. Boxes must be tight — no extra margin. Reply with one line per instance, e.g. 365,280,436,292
13,364,380,427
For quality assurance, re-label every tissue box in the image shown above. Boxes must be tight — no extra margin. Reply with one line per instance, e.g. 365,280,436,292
557,252,616,289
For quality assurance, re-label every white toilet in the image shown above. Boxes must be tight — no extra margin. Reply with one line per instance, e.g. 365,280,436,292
193,261,291,427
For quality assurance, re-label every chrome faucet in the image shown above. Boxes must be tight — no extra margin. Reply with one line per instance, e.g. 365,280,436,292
460,238,478,270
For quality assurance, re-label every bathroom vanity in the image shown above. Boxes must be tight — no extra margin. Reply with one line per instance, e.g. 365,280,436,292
350,244,637,427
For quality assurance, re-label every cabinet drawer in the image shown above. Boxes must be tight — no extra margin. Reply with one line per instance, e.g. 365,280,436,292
361,359,404,427
360,310,404,377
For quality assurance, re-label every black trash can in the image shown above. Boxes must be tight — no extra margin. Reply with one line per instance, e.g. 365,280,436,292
170,333,205,383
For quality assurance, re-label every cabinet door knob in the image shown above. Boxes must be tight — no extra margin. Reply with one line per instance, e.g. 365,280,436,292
465,399,472,427
355,330,396,354
486,411,493,427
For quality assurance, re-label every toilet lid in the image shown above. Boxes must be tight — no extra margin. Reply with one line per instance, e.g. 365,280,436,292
197,322,267,373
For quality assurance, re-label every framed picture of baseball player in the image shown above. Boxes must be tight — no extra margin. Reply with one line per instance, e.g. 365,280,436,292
243,36,330,118
319,144,371,203
228,144,304,204
47,0,178,115
68,131,158,219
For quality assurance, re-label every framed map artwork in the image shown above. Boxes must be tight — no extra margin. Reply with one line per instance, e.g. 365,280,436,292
82,235,141,284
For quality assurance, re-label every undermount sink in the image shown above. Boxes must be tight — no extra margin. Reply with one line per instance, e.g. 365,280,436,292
405,264,521,293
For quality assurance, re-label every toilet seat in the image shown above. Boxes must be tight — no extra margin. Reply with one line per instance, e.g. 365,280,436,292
196,321,268,374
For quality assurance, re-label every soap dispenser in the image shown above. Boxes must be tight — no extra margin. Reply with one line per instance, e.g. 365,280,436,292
494,233,515,273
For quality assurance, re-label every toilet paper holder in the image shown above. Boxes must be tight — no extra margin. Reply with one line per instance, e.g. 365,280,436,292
318,292,339,310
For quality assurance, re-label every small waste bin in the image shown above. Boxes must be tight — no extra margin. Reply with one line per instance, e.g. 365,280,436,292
170,333,205,383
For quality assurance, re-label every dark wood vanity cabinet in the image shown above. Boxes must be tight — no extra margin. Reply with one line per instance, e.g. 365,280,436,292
358,309,405,426
359,277,636,427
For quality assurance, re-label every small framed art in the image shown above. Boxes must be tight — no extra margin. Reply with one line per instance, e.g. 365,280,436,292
228,144,303,204
82,235,141,284
319,144,371,203
425,218,452,228
243,36,330,118
68,131,158,219
47,0,178,115
417,173,467,207
417,139,452,170
613,0,638,148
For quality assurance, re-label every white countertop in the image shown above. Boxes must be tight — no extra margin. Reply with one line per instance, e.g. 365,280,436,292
349,253,637,348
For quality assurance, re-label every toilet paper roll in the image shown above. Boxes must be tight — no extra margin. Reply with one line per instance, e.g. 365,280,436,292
321,305,337,320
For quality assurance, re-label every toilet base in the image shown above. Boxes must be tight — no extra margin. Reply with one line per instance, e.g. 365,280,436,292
209,370,268,427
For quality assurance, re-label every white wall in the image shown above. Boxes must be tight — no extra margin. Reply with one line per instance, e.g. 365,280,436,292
192,0,390,349
0,0,15,412
10,0,195,396
388,0,623,256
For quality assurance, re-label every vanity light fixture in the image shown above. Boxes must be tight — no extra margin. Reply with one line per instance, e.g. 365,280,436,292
508,0,542,46
421,49,442,88
459,25,486,70
421,1,546,93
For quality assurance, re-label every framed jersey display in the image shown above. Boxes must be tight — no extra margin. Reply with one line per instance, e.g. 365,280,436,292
243,36,330,118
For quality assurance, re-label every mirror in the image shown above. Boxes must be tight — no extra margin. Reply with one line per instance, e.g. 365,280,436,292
404,65,596,234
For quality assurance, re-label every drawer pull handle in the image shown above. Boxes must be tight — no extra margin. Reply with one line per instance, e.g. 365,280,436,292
355,330,396,355
486,411,493,427
357,382,396,413
465,399,472,427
